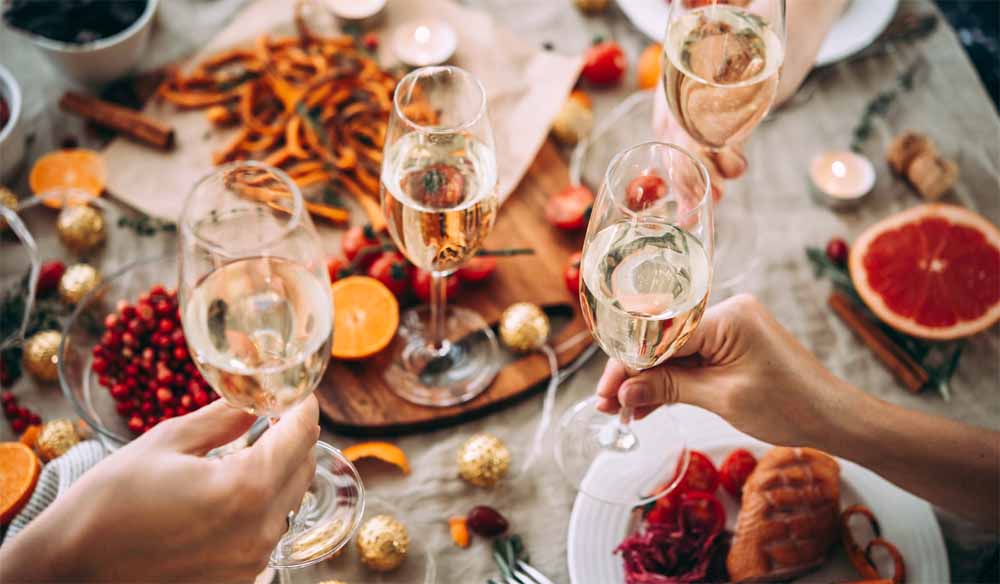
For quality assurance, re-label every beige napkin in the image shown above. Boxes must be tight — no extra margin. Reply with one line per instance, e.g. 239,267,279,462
102,0,582,221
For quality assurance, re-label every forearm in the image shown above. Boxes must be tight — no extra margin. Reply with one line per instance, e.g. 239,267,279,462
0,492,95,582
775,0,849,105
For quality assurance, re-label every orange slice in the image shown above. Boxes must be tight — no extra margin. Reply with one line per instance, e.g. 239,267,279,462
29,149,107,208
448,516,470,548
342,441,410,474
330,276,399,360
0,442,41,524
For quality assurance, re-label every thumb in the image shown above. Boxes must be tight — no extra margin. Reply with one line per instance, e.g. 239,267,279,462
151,399,258,456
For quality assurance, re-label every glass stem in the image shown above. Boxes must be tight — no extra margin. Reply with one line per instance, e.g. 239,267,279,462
428,271,448,352
618,406,634,427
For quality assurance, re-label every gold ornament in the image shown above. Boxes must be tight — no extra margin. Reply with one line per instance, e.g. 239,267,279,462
0,186,17,231
573,0,609,14
58,264,101,305
499,302,550,352
356,514,409,572
36,419,81,462
57,204,106,253
23,330,62,382
457,433,510,487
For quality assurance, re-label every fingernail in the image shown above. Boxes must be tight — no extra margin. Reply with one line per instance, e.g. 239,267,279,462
625,381,651,405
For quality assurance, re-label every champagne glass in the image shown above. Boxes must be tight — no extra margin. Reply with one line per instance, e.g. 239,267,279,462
555,142,714,506
379,66,500,406
178,162,363,569
660,0,785,290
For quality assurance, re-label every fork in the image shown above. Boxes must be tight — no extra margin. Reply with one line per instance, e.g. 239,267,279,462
489,536,555,584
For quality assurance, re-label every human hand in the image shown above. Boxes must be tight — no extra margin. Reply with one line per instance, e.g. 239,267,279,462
2,396,320,583
596,295,860,448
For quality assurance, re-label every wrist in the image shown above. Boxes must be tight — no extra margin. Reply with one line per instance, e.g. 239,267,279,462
805,375,883,464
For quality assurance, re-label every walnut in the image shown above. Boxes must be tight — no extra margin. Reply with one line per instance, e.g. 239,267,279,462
551,96,593,146
907,152,959,201
573,0,609,14
886,131,936,175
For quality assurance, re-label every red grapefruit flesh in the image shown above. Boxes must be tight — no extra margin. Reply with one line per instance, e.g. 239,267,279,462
849,204,1000,340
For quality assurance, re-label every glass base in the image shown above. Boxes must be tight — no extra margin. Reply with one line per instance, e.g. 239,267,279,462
555,396,689,507
269,441,365,569
382,305,500,407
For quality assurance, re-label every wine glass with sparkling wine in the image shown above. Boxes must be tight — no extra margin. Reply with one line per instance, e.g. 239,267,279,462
660,0,785,290
178,162,364,569
555,142,714,506
380,66,501,406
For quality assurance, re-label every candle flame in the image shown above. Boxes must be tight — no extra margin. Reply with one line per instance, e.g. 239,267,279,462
832,160,847,179
414,25,431,45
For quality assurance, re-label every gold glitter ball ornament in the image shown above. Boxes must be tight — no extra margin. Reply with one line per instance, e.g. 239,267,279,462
58,264,101,304
23,330,62,382
36,419,81,462
499,302,550,352
0,186,17,231
457,433,510,487
356,514,409,572
56,204,106,253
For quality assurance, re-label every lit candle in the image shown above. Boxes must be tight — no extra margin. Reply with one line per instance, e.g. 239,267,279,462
323,0,385,20
391,19,457,67
809,150,875,207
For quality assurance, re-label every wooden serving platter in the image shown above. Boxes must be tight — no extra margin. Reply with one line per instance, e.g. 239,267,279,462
316,141,593,436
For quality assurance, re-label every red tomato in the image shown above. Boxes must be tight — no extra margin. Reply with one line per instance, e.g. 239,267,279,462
327,257,349,283
564,252,582,295
626,173,667,211
582,41,626,86
341,225,380,265
676,450,720,494
645,491,681,527
458,256,497,283
679,491,726,535
411,269,461,303
546,185,594,230
367,252,412,298
719,448,757,498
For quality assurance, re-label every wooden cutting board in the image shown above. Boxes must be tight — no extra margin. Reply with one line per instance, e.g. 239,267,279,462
316,140,593,436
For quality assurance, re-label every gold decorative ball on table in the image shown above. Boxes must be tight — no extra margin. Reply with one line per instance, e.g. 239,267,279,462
457,433,510,487
499,302,550,353
22,330,62,382
356,514,409,572
56,204,106,253
58,264,101,305
0,186,17,231
36,419,81,462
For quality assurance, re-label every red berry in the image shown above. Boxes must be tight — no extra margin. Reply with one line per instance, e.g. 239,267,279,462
150,284,167,297
11,418,26,433
104,314,119,329
193,391,210,407
16,406,30,419
116,401,133,415
29,414,41,425
140,402,154,414
120,304,137,320
1,391,16,404
127,319,144,335
466,506,509,537
180,394,193,409
161,407,176,419
36,261,66,296
122,332,137,347
156,370,173,386
176,406,190,416
156,388,174,404
154,300,172,317
128,415,144,433
362,32,379,51
173,346,188,361
825,238,849,266
92,357,108,374
111,384,131,401
3,402,18,418
158,319,175,334
145,415,158,426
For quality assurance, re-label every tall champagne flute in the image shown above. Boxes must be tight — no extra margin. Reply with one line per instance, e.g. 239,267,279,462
380,66,500,406
555,142,713,506
178,162,363,569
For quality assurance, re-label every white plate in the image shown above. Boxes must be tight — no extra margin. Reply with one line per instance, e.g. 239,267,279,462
615,0,898,66
567,405,949,584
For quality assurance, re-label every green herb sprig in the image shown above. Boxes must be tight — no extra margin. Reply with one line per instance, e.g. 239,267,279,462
118,214,176,237
850,58,924,152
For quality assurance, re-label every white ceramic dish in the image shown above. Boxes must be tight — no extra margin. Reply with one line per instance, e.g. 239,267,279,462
567,404,949,584
0,64,26,181
615,0,898,67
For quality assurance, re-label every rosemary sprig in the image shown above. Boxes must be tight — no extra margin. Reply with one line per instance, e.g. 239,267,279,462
118,214,176,236
850,58,924,152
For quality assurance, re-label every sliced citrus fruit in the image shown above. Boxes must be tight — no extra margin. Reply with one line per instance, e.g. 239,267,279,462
29,149,106,208
448,516,470,548
342,441,410,474
330,276,399,360
0,442,41,524
849,204,1000,340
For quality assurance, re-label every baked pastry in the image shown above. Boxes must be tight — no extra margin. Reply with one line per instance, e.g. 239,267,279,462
886,131,936,175
727,447,841,582
907,152,959,200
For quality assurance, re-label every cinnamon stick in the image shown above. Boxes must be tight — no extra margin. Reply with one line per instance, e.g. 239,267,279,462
828,291,929,392
59,91,175,150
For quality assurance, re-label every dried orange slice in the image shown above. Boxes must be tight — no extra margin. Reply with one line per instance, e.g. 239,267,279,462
29,149,107,208
342,441,410,474
330,276,399,360
0,442,41,524
448,516,470,548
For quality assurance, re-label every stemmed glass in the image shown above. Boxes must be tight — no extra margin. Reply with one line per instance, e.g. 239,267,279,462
379,66,501,406
659,0,785,290
177,162,364,569
555,142,714,506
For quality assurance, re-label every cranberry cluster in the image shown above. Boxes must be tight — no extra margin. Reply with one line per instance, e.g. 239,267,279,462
91,284,217,435
2,391,41,434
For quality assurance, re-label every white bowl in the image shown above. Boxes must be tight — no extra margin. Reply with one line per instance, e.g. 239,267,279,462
12,0,159,87
0,64,26,182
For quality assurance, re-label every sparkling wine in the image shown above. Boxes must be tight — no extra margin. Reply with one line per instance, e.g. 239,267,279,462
663,5,783,149
183,257,332,416
381,132,498,273
580,219,710,371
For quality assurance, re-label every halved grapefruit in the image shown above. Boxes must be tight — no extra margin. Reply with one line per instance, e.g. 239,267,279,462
849,204,1000,340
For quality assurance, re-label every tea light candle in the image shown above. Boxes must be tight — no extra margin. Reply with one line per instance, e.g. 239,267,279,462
392,19,457,67
324,0,385,20
809,150,875,207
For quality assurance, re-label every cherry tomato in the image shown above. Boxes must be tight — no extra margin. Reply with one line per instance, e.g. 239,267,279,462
582,41,627,86
675,450,719,494
719,448,757,498
679,491,726,535
411,269,461,303
646,491,681,527
458,256,497,283
367,252,412,298
341,224,380,264
546,185,594,230
327,257,349,283
626,173,667,211
564,252,582,295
